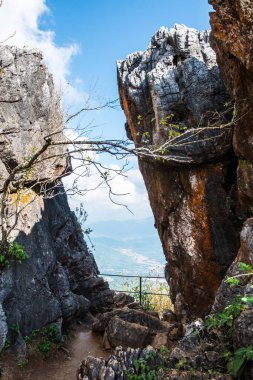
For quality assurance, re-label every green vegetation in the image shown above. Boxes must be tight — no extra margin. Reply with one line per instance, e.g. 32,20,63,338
17,358,29,368
126,347,169,380
205,262,253,377
0,242,29,269
123,276,173,314
127,357,157,380
10,323,62,363
175,357,188,370
35,324,62,359
136,113,187,144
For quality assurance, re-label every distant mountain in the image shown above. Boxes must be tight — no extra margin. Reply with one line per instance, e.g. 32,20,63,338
86,218,166,287
90,217,159,240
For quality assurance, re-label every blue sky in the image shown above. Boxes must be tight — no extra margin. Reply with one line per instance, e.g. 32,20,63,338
41,0,213,140
0,0,213,223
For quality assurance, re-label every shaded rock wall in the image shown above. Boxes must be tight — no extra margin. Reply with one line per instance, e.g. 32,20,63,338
208,0,253,315
117,25,241,318
0,46,113,351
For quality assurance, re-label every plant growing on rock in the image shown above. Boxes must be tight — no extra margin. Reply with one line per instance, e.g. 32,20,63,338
204,262,253,377
0,242,28,269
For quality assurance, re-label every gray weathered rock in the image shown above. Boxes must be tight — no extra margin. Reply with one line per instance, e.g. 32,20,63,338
0,46,68,185
92,308,169,334
77,345,165,380
118,24,239,318
106,317,149,348
0,46,113,350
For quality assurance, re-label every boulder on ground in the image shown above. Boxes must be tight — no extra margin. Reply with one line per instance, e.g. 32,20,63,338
106,317,149,348
92,308,169,334
113,292,135,308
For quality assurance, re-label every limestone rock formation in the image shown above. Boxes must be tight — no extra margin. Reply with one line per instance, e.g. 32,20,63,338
77,343,232,380
209,0,253,162
0,46,113,351
207,7,253,377
117,24,240,318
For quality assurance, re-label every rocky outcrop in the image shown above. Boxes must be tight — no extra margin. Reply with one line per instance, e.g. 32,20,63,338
77,345,166,380
117,24,240,319
77,343,232,380
0,46,113,352
209,0,253,163
93,305,180,349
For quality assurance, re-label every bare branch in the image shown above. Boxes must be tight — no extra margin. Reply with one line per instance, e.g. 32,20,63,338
65,99,119,123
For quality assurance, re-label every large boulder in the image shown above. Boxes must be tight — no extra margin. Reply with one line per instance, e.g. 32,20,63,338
106,317,149,348
117,24,240,318
92,308,169,334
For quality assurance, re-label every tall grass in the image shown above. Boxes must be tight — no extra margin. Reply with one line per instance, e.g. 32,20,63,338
123,276,173,314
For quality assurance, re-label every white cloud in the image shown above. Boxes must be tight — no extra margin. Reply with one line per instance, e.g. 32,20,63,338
63,156,153,223
0,0,153,223
0,0,84,104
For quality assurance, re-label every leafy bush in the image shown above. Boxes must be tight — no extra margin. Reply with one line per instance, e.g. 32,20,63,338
205,262,253,377
36,324,62,359
227,346,253,377
0,242,29,268
126,350,164,380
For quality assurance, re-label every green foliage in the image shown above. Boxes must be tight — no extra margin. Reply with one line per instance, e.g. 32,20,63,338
205,296,246,330
17,358,28,368
37,337,52,358
206,262,253,330
126,347,169,380
126,356,157,380
75,203,94,249
175,357,188,370
36,323,62,358
0,242,29,268
3,338,10,350
137,115,143,126
160,345,169,356
227,346,253,377
206,262,253,377
225,277,240,287
123,276,172,313
10,324,20,334
238,262,253,273
22,324,62,359
24,335,31,344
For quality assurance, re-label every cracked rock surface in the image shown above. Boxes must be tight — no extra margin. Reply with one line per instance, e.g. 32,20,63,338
118,24,240,318
0,46,113,351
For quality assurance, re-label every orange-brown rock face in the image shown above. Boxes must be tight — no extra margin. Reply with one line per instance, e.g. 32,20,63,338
208,1,253,327
139,160,239,318
209,0,253,162
117,25,240,318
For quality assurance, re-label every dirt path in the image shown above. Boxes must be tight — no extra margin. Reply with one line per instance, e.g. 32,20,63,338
0,325,110,380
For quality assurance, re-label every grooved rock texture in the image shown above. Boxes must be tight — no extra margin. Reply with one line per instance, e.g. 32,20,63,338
208,5,253,364
209,0,253,162
117,24,240,318
0,46,113,351
0,46,69,184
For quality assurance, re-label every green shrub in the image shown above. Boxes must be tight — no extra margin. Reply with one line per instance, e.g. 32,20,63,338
205,262,253,377
0,242,28,268
36,324,62,359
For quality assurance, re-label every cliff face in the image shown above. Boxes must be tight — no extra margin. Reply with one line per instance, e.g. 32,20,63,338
117,25,241,318
0,46,113,351
208,0,253,315
209,0,253,163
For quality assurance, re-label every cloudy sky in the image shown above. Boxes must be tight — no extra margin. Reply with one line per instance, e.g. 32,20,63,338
0,0,212,223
